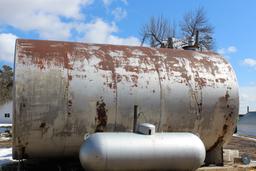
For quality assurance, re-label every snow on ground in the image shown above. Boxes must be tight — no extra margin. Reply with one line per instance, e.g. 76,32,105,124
0,148,13,165
0,136,11,141
0,124,12,127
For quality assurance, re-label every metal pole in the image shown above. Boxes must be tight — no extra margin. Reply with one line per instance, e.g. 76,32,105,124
133,105,138,132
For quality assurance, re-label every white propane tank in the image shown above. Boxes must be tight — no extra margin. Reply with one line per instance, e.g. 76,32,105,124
79,131,206,171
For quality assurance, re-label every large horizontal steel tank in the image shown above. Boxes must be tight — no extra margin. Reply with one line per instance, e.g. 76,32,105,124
13,39,239,159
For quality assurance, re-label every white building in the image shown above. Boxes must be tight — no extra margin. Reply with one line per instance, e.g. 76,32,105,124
237,109,256,137
0,101,12,124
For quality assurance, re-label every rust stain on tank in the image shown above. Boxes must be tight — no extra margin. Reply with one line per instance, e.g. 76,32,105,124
116,74,122,83
208,88,235,152
16,39,226,91
124,66,140,73
95,97,108,132
95,48,117,89
218,78,226,83
130,75,138,87
208,123,228,152
17,39,77,70
194,77,207,87
68,75,72,81
39,122,49,136
67,99,72,115
39,122,46,128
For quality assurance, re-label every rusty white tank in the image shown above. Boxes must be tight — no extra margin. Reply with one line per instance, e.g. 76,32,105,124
13,39,239,160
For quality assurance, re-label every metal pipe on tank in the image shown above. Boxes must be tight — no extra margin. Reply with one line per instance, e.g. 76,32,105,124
133,105,138,132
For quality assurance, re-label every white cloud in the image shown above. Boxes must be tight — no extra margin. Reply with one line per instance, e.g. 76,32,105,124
0,0,93,40
227,46,237,53
112,7,127,21
107,35,140,46
0,33,17,63
0,0,140,65
243,58,256,69
0,0,92,20
217,46,237,60
121,0,128,5
82,19,118,43
102,0,128,7
240,85,256,114
0,0,136,44
80,18,140,46
102,0,113,7
217,46,237,55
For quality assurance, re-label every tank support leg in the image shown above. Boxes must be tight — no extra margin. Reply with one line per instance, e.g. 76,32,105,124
205,143,223,166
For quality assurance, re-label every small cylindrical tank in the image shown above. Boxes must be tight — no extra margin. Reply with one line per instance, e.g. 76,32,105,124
79,132,206,171
13,39,239,160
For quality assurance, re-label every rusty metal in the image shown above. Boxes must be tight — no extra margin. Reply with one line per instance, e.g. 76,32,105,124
95,97,108,132
13,39,239,160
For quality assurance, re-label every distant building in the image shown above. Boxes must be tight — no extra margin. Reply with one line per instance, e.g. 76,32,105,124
237,108,256,137
0,101,12,124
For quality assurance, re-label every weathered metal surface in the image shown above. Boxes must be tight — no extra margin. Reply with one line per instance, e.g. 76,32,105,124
79,132,205,171
13,39,239,159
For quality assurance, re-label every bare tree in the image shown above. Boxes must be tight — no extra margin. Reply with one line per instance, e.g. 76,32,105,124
180,7,214,50
0,65,13,105
140,16,175,48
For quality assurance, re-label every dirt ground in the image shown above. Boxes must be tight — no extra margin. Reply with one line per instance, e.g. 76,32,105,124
0,132,12,148
224,135,256,160
0,140,11,148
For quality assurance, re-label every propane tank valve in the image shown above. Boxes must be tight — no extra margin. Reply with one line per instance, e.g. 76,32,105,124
137,123,155,135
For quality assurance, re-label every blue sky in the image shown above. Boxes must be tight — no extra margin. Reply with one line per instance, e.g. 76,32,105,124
0,0,255,113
